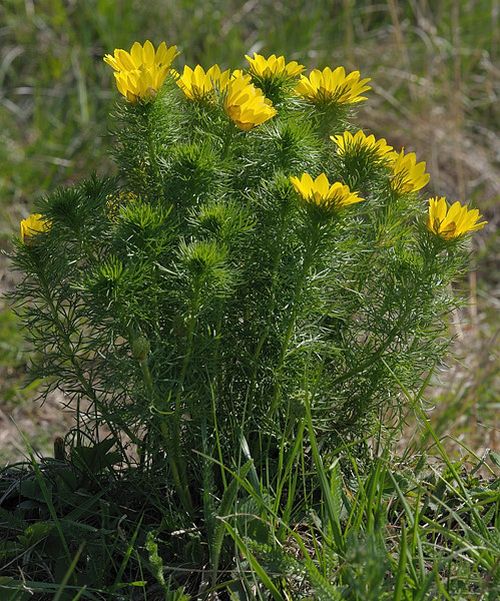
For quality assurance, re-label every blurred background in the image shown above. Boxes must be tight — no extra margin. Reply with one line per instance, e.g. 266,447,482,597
0,0,498,463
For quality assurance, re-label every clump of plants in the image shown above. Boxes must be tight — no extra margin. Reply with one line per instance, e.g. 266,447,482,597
7,41,490,597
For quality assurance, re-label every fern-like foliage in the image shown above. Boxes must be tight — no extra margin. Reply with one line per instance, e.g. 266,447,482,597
11,48,472,529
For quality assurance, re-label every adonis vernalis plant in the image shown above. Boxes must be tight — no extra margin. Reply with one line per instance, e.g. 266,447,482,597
296,66,371,104
19,213,50,242
245,52,305,79
427,196,487,239
290,172,364,212
103,40,178,102
388,147,431,193
331,129,394,161
13,41,486,573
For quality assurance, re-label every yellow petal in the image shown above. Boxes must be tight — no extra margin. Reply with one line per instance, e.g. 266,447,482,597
115,49,136,71
142,40,155,66
315,173,330,197
130,42,143,67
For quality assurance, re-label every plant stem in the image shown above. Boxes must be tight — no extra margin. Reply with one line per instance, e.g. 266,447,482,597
221,122,235,158
167,278,203,514
128,326,194,516
39,278,136,463
244,205,289,419
268,220,322,419
143,103,163,198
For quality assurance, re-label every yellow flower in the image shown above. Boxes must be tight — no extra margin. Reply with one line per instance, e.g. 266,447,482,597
103,40,178,102
20,213,50,242
388,149,430,193
174,66,251,98
427,196,487,239
296,67,371,104
228,69,252,85
176,64,232,100
104,40,177,73
290,173,364,212
245,53,305,79
331,130,394,161
224,76,277,131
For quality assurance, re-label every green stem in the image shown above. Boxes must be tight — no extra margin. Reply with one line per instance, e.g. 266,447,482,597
175,279,201,409
211,303,225,414
221,122,235,158
128,327,193,516
39,279,136,463
268,221,322,418
145,375,193,514
166,279,203,513
159,420,194,515
143,104,163,197
244,208,288,414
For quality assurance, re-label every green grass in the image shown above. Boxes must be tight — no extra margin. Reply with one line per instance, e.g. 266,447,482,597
0,417,497,599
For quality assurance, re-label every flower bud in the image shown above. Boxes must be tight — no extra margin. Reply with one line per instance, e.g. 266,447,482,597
131,335,150,361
